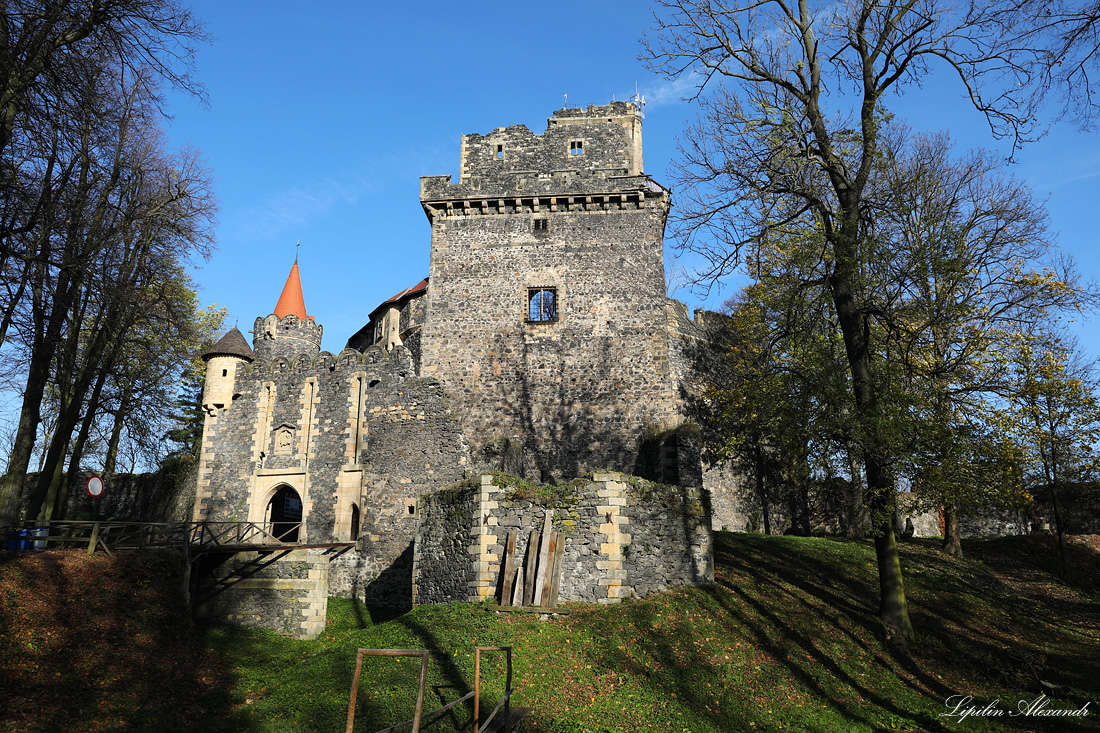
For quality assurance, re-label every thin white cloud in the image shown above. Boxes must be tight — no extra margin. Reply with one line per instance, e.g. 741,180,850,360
1042,167,1100,189
227,139,455,244
641,73,704,107
232,176,368,242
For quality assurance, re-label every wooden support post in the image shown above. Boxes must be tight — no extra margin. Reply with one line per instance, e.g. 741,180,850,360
512,566,524,607
522,529,538,607
500,531,517,606
87,522,100,556
539,531,558,607
548,532,566,608
532,511,553,607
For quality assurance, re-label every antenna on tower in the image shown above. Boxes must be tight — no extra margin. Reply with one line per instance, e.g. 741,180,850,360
295,239,300,263
631,83,646,118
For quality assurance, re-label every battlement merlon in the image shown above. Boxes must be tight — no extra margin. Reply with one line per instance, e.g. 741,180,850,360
421,101,648,196
252,313,323,362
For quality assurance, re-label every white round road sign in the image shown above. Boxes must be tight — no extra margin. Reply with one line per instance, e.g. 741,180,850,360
86,475,104,498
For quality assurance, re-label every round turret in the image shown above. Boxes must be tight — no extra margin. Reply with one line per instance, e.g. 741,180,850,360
201,327,254,415
252,312,323,361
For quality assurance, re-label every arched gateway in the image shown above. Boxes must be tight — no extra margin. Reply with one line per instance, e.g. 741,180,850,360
265,485,302,543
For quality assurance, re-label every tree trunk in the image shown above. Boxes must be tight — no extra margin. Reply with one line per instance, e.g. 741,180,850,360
1048,462,1070,575
0,289,64,525
36,453,67,526
941,502,963,557
103,405,126,477
25,313,116,523
0,224,80,526
845,447,865,538
830,244,914,649
755,440,771,535
54,385,102,521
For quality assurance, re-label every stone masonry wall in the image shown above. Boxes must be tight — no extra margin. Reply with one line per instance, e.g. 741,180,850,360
195,338,467,620
445,106,642,194
410,483,479,605
413,473,714,606
327,348,469,607
193,549,329,640
419,107,677,481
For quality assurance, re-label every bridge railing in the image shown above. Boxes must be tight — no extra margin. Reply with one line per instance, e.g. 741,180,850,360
188,521,302,548
2,520,305,555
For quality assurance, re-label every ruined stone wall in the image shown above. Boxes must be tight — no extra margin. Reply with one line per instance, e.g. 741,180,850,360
410,483,479,606
452,103,642,188
413,473,713,606
419,107,677,481
959,509,1029,538
327,347,469,607
15,466,197,524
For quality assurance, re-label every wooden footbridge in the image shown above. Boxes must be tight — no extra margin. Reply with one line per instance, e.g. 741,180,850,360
4,520,357,557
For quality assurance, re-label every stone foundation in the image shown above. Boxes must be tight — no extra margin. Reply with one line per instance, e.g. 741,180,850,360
192,549,330,640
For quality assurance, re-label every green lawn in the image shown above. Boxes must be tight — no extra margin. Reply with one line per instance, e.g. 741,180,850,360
197,533,1099,733
2,533,1097,732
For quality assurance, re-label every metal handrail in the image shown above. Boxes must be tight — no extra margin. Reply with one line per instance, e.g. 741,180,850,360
1,520,305,554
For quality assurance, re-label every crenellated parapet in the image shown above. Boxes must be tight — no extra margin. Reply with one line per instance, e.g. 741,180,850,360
243,345,414,382
252,312,323,362
419,102,661,225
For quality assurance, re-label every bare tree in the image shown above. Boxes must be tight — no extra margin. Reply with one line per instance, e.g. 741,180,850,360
0,0,207,164
0,62,214,527
642,0,1098,648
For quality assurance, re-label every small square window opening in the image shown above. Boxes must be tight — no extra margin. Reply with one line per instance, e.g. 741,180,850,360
496,144,504,159
533,218,549,233
569,140,584,156
528,288,558,323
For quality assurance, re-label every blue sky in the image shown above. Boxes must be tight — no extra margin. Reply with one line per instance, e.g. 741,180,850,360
168,2,1099,359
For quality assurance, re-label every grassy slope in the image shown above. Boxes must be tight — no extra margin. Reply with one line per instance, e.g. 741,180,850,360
0,550,233,733
2,533,1097,732
205,533,1100,733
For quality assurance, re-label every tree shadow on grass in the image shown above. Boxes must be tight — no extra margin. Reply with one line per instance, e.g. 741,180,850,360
0,550,260,733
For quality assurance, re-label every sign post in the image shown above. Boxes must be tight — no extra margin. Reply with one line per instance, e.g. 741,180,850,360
86,475,104,521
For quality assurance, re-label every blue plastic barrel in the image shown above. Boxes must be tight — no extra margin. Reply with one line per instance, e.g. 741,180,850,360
3,530,18,551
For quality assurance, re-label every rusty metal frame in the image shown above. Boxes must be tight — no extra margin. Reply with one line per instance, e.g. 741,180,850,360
344,646,514,733
345,649,430,733
474,646,513,733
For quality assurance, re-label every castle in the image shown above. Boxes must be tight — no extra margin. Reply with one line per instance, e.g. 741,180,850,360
193,102,732,637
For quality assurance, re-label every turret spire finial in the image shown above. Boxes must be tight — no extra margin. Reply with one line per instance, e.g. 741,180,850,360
273,255,308,321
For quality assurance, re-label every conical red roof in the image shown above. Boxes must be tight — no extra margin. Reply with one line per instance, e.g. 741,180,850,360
273,262,310,320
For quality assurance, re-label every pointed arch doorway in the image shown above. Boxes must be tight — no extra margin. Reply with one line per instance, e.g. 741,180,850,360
266,485,303,542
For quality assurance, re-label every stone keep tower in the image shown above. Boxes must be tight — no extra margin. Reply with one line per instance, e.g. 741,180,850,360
418,102,678,479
